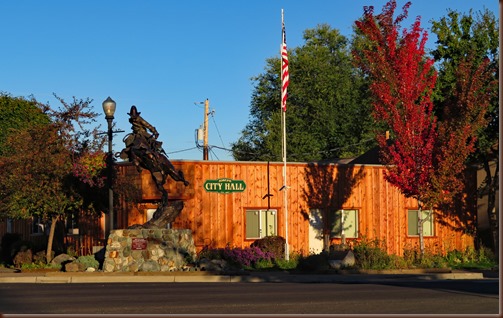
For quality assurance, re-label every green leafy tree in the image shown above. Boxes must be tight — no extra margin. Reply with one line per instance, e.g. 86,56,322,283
430,8,499,252
232,24,374,161
0,94,50,155
0,94,106,261
0,124,77,261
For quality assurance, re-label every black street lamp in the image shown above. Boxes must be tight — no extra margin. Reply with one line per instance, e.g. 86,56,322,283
102,97,116,238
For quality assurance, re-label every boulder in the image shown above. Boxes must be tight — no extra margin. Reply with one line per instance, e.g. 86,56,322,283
341,250,355,267
328,250,355,269
328,260,343,270
199,258,228,272
65,261,86,272
51,253,76,266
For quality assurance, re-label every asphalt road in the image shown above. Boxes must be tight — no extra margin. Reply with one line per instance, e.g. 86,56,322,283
0,279,499,315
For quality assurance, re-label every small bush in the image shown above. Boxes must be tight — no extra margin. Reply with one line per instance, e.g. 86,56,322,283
222,246,273,269
274,252,301,270
198,245,274,270
445,247,497,269
76,255,99,269
297,252,330,272
1,233,22,264
198,245,224,261
352,236,393,270
250,236,286,260
2,235,34,266
254,259,275,270
20,262,61,271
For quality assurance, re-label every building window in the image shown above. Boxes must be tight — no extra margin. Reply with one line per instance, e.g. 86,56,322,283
6,218,13,233
408,210,434,236
32,216,44,235
331,209,358,238
66,212,79,235
245,209,277,239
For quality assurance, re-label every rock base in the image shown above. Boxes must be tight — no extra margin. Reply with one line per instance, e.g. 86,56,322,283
103,229,197,272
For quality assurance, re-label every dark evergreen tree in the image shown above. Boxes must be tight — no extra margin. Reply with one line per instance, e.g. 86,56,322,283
232,24,374,162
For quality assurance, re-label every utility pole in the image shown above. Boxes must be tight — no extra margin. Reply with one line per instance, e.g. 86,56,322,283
203,98,209,160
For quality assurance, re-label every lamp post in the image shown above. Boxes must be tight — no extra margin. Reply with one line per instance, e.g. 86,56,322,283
102,97,116,238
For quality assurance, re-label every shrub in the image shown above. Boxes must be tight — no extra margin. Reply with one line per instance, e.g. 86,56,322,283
352,236,393,270
445,247,497,269
1,233,22,263
297,252,330,272
197,245,224,261
20,262,61,271
222,246,273,269
274,254,300,270
76,255,99,269
254,259,275,270
250,236,286,260
198,245,274,270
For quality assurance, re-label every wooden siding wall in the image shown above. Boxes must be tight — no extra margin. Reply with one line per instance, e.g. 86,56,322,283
119,160,475,256
122,161,309,254
64,210,105,255
1,161,475,258
0,219,32,242
0,212,105,257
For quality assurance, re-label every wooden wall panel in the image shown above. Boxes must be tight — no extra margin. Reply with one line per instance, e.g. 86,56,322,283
113,160,476,256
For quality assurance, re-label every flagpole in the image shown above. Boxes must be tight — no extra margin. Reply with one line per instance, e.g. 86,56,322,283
281,9,289,261
282,100,289,261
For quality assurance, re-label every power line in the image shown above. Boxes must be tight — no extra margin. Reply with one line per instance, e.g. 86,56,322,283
209,111,226,148
209,147,220,160
166,146,198,155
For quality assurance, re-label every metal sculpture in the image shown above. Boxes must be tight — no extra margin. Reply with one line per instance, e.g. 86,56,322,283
119,106,189,228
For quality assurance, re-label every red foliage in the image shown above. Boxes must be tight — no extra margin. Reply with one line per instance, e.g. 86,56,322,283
71,151,107,188
432,57,494,203
354,0,494,208
355,0,437,200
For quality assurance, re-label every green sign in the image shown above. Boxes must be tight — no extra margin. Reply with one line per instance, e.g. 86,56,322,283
204,178,246,194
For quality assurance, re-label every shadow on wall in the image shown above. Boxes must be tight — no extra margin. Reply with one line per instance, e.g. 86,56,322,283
435,169,477,237
301,162,366,251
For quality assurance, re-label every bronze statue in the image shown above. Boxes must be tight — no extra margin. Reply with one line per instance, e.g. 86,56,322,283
119,106,189,228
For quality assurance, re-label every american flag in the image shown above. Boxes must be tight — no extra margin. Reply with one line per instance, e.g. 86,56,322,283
281,18,289,112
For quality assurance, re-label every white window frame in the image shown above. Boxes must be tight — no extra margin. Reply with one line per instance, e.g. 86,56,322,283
408,209,434,237
331,209,359,239
245,209,277,239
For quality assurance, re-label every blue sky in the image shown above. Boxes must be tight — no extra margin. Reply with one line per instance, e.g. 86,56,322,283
0,1,498,161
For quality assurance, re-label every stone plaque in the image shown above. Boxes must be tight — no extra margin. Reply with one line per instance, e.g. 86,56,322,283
131,238,148,250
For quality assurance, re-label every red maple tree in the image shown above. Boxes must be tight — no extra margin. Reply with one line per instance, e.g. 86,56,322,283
432,56,494,204
354,0,437,202
354,0,492,254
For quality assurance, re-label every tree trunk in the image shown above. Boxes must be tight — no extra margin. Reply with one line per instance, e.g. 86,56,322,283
323,208,330,252
323,233,330,252
46,216,57,263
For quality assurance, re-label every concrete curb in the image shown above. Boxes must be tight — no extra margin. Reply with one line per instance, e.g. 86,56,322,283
0,270,490,284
